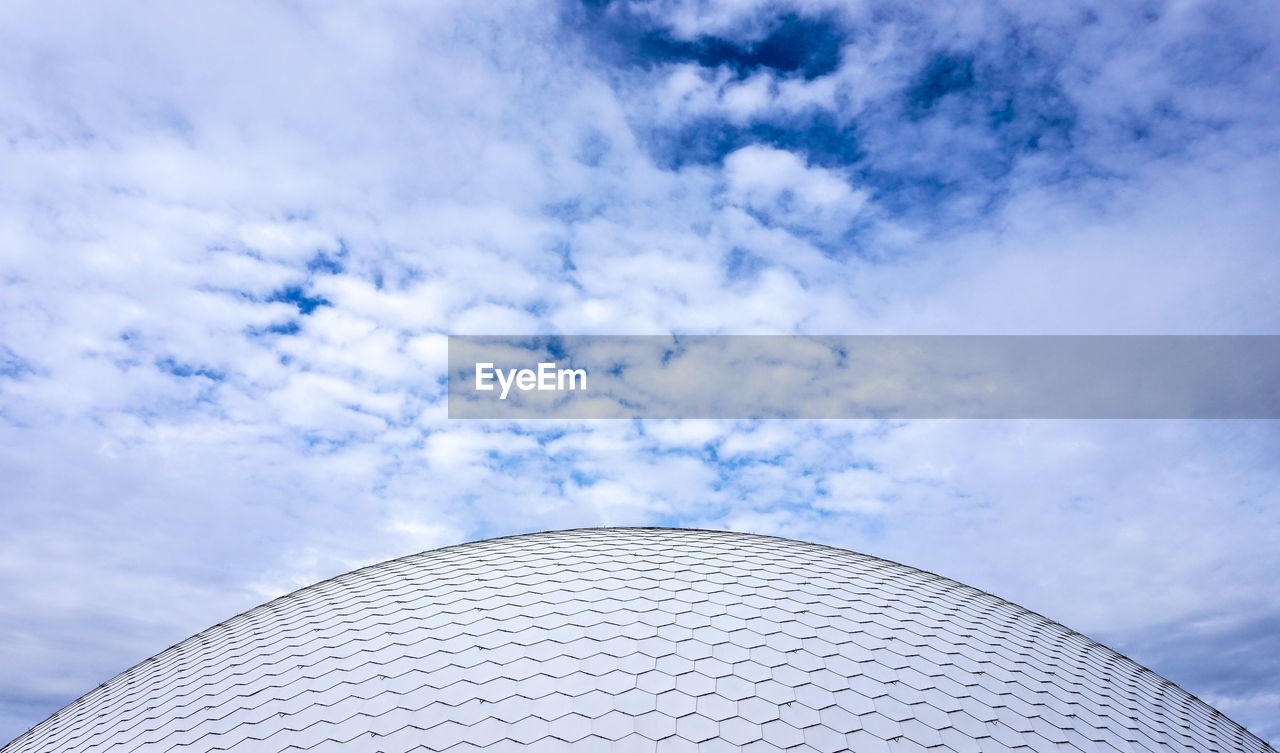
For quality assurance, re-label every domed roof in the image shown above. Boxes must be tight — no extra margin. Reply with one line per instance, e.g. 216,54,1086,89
4,528,1272,753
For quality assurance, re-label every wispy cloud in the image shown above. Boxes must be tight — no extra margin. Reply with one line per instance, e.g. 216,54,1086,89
2,0,1279,743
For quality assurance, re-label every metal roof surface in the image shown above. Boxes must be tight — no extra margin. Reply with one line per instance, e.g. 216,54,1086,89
3,527,1273,752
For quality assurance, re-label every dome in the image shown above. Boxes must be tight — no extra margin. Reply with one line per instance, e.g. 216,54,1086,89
4,528,1272,753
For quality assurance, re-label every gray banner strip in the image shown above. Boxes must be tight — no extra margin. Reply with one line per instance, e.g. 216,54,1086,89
447,336,1280,419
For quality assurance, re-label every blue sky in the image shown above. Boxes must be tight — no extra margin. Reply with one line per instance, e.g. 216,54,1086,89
2,0,1279,744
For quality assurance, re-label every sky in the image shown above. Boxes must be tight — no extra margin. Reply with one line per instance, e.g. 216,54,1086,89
1,0,1279,745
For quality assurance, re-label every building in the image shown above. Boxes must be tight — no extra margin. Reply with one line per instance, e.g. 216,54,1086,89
3,528,1272,752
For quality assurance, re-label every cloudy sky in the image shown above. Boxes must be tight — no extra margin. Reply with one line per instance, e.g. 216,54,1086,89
2,0,1279,745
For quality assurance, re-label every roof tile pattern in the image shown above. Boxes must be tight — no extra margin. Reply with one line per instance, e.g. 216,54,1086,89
4,528,1273,752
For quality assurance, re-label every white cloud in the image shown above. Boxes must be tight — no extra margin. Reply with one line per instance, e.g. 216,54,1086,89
2,0,1279,745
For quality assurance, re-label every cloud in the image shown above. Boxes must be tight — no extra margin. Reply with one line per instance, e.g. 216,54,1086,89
2,0,1279,745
